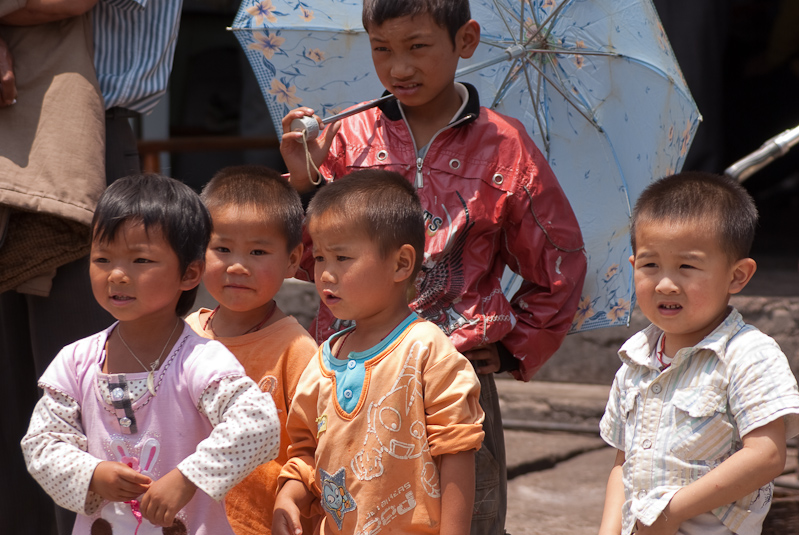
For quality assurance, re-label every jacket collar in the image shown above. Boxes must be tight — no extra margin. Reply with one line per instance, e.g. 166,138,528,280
378,82,481,128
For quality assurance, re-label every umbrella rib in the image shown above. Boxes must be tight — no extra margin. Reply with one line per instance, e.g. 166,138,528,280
480,38,513,49
527,48,617,57
480,38,618,58
490,58,525,108
528,0,540,27
521,58,550,155
529,0,571,43
492,0,523,46
523,56,600,130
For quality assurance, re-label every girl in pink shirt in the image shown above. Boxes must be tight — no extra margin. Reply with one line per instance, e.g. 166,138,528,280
22,174,281,535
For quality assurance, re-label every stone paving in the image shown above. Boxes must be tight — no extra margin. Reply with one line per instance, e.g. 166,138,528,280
498,379,611,535
497,379,799,535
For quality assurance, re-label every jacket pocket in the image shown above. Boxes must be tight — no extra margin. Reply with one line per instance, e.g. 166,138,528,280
669,387,734,461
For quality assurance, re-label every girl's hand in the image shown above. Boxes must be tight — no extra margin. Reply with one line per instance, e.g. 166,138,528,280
139,468,197,527
89,461,152,502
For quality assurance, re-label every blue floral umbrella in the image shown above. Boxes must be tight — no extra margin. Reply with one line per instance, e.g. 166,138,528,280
230,0,700,333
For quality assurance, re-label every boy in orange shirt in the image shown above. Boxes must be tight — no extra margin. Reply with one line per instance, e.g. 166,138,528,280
273,170,484,535
186,165,318,535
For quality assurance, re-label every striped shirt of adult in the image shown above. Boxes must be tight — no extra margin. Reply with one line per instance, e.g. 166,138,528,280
93,0,183,114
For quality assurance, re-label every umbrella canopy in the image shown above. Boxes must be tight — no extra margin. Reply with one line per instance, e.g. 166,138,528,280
231,0,701,333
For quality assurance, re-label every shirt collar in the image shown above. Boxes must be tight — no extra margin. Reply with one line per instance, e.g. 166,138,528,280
378,82,481,127
618,307,746,370
322,313,419,366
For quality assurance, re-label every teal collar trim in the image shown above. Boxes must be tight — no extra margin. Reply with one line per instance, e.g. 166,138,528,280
322,313,418,413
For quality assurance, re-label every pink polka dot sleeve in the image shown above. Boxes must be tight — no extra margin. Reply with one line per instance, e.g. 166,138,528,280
21,389,105,515
177,376,280,501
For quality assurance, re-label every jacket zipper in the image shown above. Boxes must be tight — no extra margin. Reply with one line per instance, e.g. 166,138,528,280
397,107,475,189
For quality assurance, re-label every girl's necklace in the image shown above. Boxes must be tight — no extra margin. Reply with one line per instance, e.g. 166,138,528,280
117,318,180,396
204,300,277,336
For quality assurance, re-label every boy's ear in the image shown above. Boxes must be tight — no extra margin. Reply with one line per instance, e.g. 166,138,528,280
284,243,304,279
456,19,481,59
393,244,416,283
181,260,205,291
728,257,757,295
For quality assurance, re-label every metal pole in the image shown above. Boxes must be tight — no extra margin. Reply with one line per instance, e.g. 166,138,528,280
290,94,396,140
725,124,799,182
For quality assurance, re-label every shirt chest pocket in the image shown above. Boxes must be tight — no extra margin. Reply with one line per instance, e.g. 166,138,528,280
669,386,734,462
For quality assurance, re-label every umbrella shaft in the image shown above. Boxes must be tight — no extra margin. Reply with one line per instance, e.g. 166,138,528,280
292,94,396,142
320,94,396,126
456,44,526,78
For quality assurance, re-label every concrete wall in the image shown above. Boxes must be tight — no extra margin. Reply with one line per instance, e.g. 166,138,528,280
537,294,799,385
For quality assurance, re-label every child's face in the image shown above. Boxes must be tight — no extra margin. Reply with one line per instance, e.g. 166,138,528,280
204,205,301,314
368,14,478,114
309,213,404,324
90,220,195,325
631,219,753,353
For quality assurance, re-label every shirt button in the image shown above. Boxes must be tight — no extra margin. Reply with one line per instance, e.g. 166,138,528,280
111,387,125,402
347,360,357,370
119,417,132,428
343,389,353,399
637,490,647,500
642,439,652,449
651,383,662,394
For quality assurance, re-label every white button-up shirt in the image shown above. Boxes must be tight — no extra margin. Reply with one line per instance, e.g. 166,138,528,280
600,308,799,535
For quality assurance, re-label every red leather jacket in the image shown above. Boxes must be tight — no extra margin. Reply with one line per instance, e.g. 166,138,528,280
301,84,586,381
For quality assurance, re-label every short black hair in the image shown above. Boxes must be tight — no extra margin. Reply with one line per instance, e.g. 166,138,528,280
306,170,425,278
91,174,211,316
362,0,470,44
201,165,303,251
631,171,758,261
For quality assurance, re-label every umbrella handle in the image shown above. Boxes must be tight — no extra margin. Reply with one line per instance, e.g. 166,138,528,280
291,116,321,142
291,94,396,142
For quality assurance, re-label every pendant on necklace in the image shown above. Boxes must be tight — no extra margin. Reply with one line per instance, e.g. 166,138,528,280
147,370,156,396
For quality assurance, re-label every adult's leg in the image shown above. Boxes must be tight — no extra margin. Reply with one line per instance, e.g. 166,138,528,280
470,373,508,535
105,107,142,184
0,291,57,535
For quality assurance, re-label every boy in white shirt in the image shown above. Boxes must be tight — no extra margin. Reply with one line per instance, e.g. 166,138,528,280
599,171,799,535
